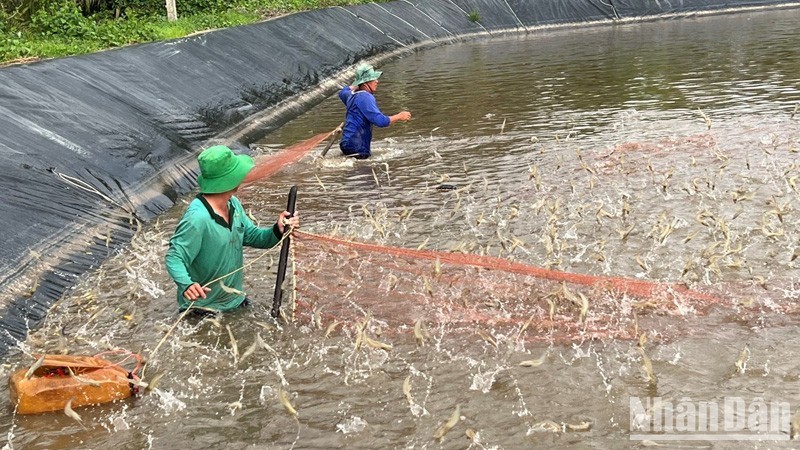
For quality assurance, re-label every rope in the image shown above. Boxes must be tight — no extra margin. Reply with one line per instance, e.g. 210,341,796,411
290,234,297,321
54,171,130,212
53,170,142,237
94,349,145,379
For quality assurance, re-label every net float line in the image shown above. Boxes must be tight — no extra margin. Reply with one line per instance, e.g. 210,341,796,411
294,230,721,304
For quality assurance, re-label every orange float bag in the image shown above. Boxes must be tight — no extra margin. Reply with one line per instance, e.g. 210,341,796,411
9,354,136,414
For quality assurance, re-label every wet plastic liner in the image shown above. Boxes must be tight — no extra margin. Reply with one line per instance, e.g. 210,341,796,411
0,0,796,355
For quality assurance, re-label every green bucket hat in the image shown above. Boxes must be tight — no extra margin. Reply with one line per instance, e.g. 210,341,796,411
353,64,382,86
196,145,254,194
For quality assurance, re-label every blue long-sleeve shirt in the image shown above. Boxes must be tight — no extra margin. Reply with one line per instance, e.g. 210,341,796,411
338,86,391,157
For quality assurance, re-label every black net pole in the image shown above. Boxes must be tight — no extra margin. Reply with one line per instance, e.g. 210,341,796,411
271,185,297,318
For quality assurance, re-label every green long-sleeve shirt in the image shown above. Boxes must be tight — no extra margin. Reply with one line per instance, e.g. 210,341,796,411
165,195,282,311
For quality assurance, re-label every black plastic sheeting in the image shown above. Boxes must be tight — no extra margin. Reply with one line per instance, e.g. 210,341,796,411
0,0,796,355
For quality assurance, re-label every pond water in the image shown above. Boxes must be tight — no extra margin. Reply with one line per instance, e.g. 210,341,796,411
2,7,800,449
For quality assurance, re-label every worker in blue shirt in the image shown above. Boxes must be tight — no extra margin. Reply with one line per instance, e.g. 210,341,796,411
338,64,411,159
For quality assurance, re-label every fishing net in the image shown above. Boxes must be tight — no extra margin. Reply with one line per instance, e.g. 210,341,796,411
246,122,798,345
244,127,338,184
289,230,722,344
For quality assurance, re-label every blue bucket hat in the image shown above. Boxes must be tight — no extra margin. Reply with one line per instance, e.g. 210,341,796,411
196,145,254,194
353,64,382,86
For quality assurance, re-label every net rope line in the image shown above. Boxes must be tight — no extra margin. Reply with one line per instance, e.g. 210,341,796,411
54,171,132,214
293,230,720,303
53,170,144,237
93,349,145,381
34,350,145,378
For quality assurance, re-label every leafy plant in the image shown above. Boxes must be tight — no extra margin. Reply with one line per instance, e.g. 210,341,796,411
30,1,95,38
0,31,32,60
2,0,389,64
95,15,158,46
467,9,480,23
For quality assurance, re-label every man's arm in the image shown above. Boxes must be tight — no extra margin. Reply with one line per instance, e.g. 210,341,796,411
238,199,282,249
359,94,410,127
165,216,204,298
338,85,355,105
359,94,391,127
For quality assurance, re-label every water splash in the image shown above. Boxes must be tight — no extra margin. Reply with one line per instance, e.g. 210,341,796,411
336,416,368,434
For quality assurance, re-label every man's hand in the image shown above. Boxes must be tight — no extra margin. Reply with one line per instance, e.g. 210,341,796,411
184,283,211,301
390,111,412,123
278,210,300,234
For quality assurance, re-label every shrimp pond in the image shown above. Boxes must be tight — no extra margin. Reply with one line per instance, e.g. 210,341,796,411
2,7,800,450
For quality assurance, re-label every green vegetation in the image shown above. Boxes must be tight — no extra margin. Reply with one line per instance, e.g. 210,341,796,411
467,9,480,23
1,0,382,65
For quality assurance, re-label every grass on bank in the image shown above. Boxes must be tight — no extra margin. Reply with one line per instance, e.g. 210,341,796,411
0,0,382,65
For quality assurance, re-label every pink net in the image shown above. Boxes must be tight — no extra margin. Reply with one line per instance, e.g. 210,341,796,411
291,231,723,343
243,130,335,184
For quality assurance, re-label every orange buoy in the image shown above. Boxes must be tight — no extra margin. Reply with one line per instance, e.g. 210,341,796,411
9,354,133,414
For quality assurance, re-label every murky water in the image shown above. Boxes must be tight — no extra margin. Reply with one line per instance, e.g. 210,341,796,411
3,8,800,449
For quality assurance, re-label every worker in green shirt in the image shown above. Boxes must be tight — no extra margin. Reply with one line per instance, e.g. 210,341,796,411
165,145,300,312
